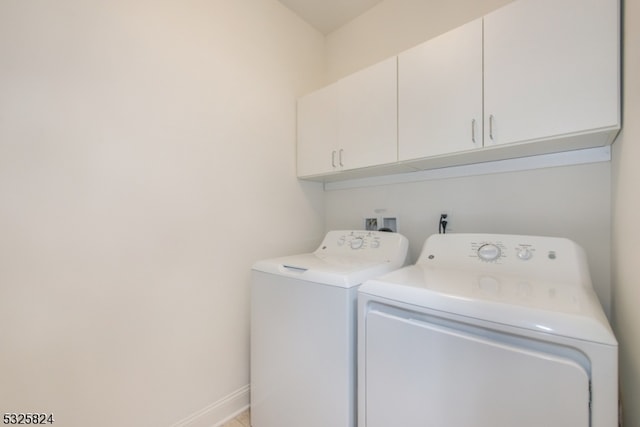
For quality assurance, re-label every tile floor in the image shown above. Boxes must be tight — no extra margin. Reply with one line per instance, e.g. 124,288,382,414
221,409,251,427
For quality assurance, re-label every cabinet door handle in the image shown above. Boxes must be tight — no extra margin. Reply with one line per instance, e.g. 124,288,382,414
331,150,337,168
471,119,476,143
339,149,344,167
489,115,495,141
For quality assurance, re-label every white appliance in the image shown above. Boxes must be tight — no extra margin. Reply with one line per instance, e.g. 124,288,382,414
251,230,409,427
358,233,617,427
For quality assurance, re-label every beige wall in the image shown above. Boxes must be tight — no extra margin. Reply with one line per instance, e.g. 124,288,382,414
612,0,640,424
0,1,325,426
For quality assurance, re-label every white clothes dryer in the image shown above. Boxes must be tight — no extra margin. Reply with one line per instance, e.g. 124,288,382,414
251,230,409,427
358,233,617,427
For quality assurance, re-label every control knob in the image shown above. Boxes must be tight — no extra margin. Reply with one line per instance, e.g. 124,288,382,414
350,237,364,249
517,247,533,260
477,243,501,262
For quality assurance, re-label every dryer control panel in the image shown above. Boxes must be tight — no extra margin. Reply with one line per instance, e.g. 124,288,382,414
418,233,589,286
472,240,539,263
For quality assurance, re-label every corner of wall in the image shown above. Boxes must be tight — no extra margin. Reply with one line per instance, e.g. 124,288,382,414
170,385,249,427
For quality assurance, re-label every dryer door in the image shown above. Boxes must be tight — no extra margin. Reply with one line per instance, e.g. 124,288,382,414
363,308,590,427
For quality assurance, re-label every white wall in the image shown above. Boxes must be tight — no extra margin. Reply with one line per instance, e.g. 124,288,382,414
326,163,612,312
612,0,640,424
0,1,325,426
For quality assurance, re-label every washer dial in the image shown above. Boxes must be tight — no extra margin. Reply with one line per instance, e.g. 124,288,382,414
350,237,364,249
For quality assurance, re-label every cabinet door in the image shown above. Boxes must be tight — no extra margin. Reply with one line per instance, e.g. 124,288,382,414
398,18,483,161
337,57,398,171
297,83,339,177
484,0,620,146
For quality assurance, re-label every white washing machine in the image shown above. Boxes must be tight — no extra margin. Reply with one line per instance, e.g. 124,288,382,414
251,230,409,427
358,233,617,427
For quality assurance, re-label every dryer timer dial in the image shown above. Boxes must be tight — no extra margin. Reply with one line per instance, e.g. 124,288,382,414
477,243,501,262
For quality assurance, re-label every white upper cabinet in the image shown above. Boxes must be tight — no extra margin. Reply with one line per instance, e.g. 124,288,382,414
297,0,620,181
297,82,339,177
483,0,620,147
337,57,398,171
297,57,398,178
398,18,483,161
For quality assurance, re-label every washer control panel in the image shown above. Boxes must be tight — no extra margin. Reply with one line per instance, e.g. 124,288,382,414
316,230,409,264
334,231,386,250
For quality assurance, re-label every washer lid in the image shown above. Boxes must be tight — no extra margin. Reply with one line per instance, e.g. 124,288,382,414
360,264,617,345
253,253,401,288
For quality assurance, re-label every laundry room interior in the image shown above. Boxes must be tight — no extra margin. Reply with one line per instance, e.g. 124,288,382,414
0,0,637,426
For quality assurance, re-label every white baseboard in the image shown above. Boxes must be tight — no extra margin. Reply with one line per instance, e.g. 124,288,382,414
170,384,250,427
